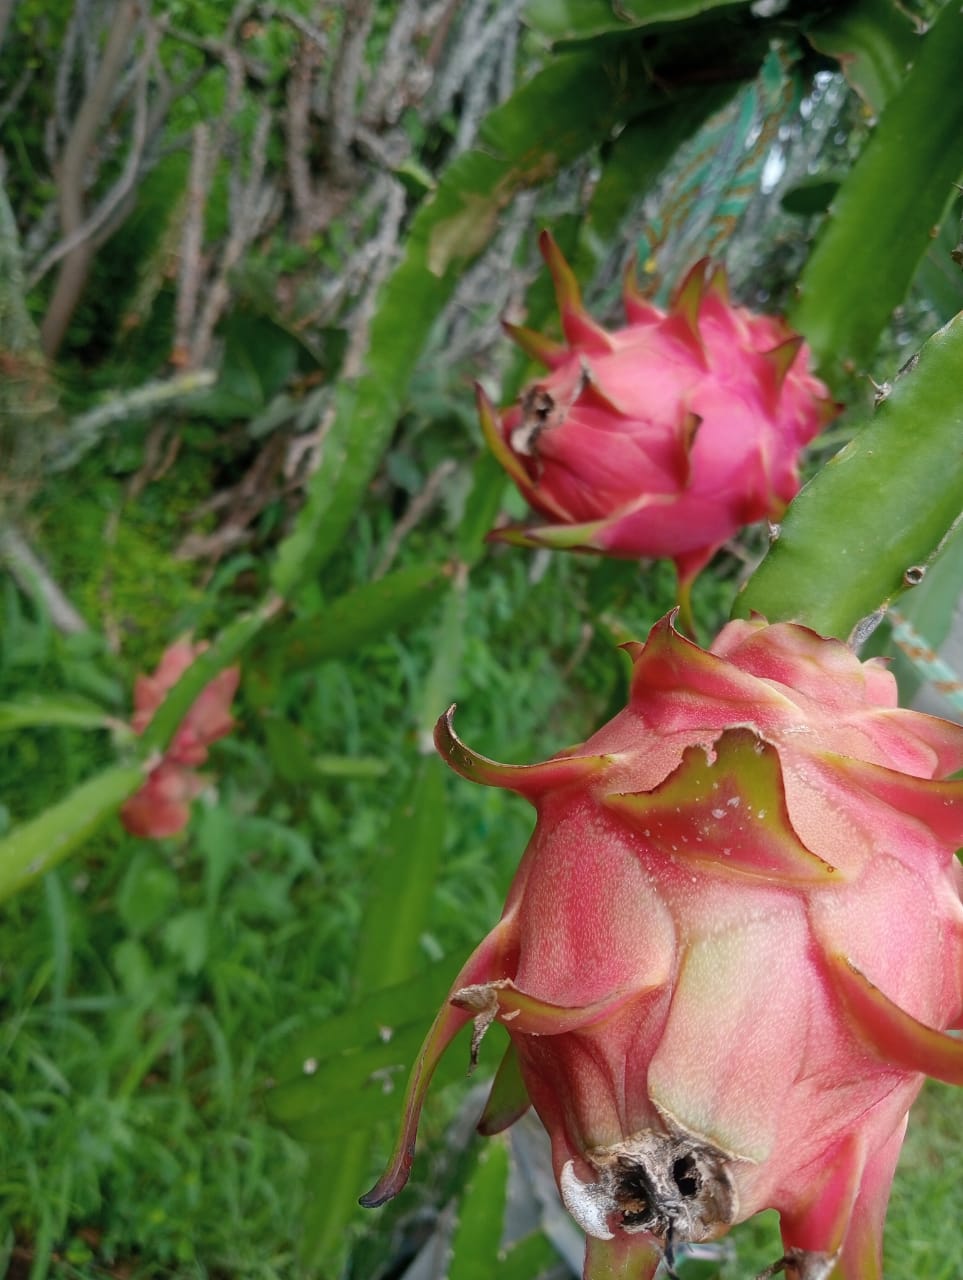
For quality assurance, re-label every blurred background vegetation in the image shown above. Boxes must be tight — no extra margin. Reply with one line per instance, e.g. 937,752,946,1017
1,0,962,1276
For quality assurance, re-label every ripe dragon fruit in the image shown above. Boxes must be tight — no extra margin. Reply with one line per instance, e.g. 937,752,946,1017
120,639,239,838
361,613,963,1280
480,232,838,611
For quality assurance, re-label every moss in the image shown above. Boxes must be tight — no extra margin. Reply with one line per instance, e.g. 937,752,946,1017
33,443,216,670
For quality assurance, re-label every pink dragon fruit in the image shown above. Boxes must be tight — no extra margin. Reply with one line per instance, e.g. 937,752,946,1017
120,639,239,838
480,232,838,614
362,613,963,1280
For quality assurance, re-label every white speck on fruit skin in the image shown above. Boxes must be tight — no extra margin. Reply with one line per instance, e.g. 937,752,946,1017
712,808,725,819
560,1161,615,1240
303,1058,318,1075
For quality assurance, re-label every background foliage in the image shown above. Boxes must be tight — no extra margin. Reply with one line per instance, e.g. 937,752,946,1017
0,1,962,1277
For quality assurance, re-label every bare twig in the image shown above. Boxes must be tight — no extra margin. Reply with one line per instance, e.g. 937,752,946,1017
498,6,519,101
51,0,85,158
362,0,425,125
257,3,329,53
295,173,393,326
373,458,457,578
423,0,461,72
39,0,141,356
326,0,376,185
436,188,536,368
354,122,408,170
0,64,36,130
285,178,407,480
51,370,217,472
29,22,157,290
342,178,407,380
285,34,325,241
22,202,60,266
452,1,522,151
431,1,490,120
0,524,89,634
175,432,289,564
154,9,270,85
191,105,276,366
172,122,214,366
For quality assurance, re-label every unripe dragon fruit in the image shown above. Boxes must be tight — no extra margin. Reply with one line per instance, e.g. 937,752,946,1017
362,614,963,1280
480,233,838,599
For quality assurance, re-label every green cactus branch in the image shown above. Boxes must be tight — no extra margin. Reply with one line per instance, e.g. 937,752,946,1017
791,2,963,374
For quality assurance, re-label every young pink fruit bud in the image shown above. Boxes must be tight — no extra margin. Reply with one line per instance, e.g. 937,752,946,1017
363,614,963,1280
121,639,240,839
482,232,839,594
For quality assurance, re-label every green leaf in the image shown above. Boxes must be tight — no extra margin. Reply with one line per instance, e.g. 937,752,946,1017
266,1021,429,1132
458,454,508,568
262,714,319,784
416,570,468,743
449,1140,510,1280
791,4,963,373
735,312,963,639
273,1023,503,1144
265,958,508,1140
274,958,456,1080
117,852,180,934
781,177,842,217
499,1232,563,1280
0,764,144,901
0,695,113,732
270,561,454,672
355,755,448,995
186,312,311,419
523,0,748,42
162,908,210,976
299,1139,370,1270
864,518,963,705
313,755,390,779
913,206,963,324
806,0,917,115
890,516,963,659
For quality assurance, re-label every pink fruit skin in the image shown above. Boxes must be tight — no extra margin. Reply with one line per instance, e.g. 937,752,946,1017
121,639,239,839
480,232,839,591
362,614,963,1280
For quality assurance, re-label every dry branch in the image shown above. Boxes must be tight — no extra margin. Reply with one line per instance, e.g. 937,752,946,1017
0,524,89,634
326,0,376,186
29,21,157,291
39,0,142,356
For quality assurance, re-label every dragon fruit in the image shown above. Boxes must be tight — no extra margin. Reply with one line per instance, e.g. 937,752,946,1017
480,233,838,613
120,639,239,838
361,613,963,1280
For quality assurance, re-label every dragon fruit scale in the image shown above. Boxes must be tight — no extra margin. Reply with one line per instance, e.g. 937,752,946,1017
480,232,838,605
361,613,963,1280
